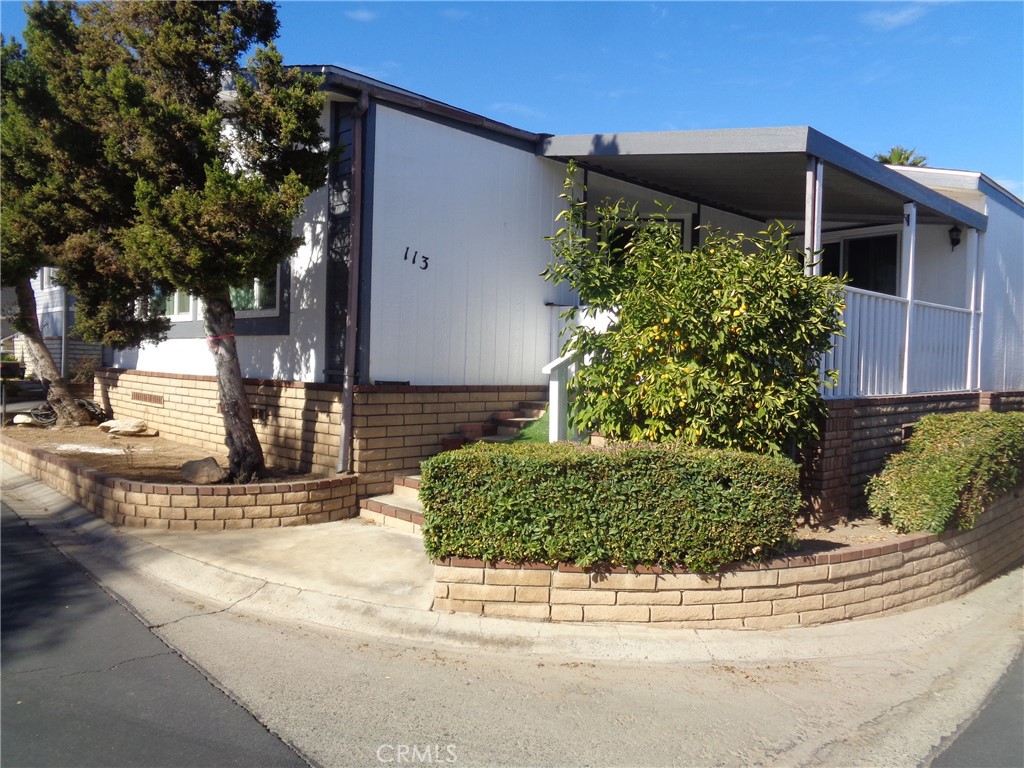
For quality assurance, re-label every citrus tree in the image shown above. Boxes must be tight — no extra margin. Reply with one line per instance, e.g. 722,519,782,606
544,170,846,455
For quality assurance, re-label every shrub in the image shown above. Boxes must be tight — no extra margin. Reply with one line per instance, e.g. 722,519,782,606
543,166,846,454
867,411,1024,534
420,441,799,573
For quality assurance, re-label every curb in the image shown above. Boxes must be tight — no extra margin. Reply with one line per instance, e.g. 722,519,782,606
3,461,1022,663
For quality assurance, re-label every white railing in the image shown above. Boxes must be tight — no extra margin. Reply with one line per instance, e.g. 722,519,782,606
541,352,576,442
908,301,972,393
547,289,974,429
825,288,907,398
824,288,974,398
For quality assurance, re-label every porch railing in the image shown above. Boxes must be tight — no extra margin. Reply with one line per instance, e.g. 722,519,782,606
823,288,973,398
545,288,976,440
907,300,972,393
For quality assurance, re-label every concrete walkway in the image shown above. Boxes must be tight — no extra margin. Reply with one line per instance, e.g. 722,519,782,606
2,460,1021,665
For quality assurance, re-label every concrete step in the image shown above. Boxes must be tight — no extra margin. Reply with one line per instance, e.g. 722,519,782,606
457,422,497,438
495,416,541,434
437,400,549,453
392,474,421,500
518,401,548,418
359,492,424,535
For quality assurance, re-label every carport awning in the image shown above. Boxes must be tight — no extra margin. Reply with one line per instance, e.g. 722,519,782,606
540,127,987,231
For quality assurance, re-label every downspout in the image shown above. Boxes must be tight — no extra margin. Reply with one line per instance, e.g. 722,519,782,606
337,90,370,474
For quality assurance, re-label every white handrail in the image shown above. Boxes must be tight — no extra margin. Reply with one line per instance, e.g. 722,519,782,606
541,353,577,442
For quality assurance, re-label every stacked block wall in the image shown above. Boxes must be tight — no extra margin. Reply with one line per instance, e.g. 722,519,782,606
433,487,1023,626
94,369,343,476
0,434,357,530
93,371,545,500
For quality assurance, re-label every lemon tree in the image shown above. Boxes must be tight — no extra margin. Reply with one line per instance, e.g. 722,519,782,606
544,170,846,454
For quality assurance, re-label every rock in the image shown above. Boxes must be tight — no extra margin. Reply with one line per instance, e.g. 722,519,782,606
13,414,39,426
181,457,229,484
98,418,148,435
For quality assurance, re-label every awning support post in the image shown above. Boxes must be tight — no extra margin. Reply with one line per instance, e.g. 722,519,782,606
900,202,918,394
804,157,824,275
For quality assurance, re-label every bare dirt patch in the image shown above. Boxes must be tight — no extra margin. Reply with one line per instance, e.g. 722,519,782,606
2,424,327,485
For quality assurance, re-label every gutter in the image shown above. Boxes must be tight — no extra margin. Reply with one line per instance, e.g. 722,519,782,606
336,89,370,474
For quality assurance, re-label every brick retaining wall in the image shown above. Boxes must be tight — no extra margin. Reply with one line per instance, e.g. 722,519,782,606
94,369,344,476
0,433,357,530
352,385,547,498
432,488,1023,627
804,391,1024,522
92,370,546,500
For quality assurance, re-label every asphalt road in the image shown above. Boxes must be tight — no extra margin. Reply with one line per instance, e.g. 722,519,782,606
2,479,1022,768
932,649,1024,768
1,501,310,768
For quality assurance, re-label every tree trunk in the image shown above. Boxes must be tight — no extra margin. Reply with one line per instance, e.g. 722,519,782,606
13,278,94,426
201,287,266,482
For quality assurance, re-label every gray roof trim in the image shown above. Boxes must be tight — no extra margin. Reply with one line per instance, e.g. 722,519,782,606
541,126,987,231
541,126,813,158
804,129,987,230
299,65,545,147
887,166,1024,218
978,175,1024,216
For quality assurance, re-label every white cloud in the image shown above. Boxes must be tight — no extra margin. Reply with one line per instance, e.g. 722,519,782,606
344,9,377,23
860,4,929,31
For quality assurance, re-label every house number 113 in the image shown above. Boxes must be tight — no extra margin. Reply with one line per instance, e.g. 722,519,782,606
403,247,430,270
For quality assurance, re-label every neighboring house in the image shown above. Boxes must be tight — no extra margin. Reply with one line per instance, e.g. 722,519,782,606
10,267,104,380
80,66,1021,520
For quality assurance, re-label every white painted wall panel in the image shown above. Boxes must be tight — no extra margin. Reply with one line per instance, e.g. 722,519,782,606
367,106,566,385
978,197,1024,391
914,224,970,307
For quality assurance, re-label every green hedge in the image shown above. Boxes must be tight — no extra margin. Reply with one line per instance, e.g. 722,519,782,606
867,411,1024,534
419,442,799,573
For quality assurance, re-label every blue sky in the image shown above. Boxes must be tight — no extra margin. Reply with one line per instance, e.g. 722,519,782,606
3,1,1022,195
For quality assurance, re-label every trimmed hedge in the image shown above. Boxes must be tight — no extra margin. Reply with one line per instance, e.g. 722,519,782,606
867,411,1024,534
419,442,799,573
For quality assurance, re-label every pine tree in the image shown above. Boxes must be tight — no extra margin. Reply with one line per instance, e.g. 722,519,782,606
1,36,96,425
23,1,329,479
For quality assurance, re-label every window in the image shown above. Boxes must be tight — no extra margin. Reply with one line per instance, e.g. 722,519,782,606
154,268,278,322
230,270,277,314
159,288,193,319
822,232,899,296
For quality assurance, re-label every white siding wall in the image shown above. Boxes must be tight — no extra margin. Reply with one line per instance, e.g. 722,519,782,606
366,106,566,385
914,224,970,307
979,197,1024,391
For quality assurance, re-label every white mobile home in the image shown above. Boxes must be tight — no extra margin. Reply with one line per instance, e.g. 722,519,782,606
83,66,1022,520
